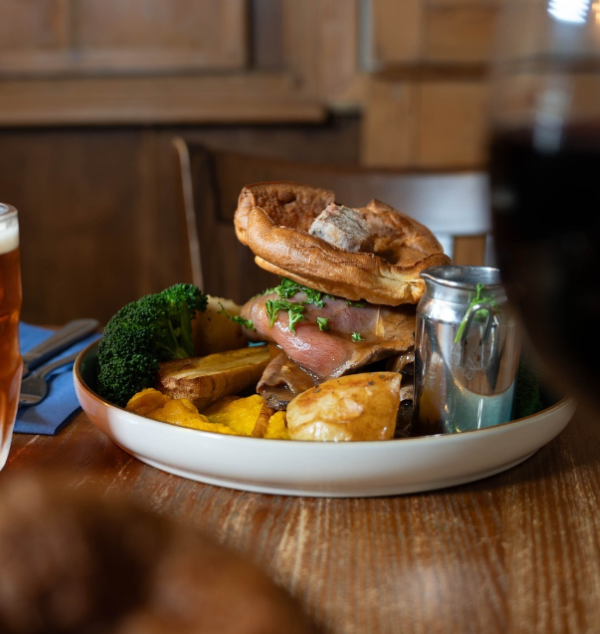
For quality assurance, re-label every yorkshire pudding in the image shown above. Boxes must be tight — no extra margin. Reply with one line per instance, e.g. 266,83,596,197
234,182,450,306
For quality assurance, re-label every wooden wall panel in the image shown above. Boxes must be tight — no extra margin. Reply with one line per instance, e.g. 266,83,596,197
362,79,416,168
364,0,499,169
370,0,423,65
312,0,365,107
72,0,247,72
0,75,325,126
0,129,161,325
0,0,248,75
0,1,67,51
416,80,489,167
424,5,497,63
252,0,285,70
363,77,489,169
0,0,364,125
369,0,501,67
282,0,365,109
428,0,505,8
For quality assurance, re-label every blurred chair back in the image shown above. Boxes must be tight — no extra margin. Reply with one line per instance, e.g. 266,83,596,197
172,137,492,305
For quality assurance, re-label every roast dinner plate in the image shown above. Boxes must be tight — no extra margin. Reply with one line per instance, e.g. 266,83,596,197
74,341,576,498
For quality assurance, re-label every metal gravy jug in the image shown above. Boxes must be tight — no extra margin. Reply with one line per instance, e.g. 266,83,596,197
412,266,522,435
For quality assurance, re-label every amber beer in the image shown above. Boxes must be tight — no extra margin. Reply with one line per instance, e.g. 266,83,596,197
0,204,22,469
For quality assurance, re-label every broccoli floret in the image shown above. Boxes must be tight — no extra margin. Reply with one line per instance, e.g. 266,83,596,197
97,284,207,407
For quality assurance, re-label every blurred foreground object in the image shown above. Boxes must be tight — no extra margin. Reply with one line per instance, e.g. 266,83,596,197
0,473,321,634
488,0,600,418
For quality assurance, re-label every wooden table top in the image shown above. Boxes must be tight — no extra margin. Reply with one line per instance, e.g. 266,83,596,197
3,406,600,634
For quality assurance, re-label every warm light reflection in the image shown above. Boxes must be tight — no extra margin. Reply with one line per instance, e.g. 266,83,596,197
593,0,600,22
548,0,591,23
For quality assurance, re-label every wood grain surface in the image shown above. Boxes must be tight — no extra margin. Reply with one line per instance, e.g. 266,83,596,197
3,408,600,634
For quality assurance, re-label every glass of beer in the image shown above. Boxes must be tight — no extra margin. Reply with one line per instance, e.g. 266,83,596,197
0,204,22,470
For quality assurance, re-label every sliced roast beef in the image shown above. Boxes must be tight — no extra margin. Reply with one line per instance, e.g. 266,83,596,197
257,352,318,411
241,291,415,380
385,347,415,374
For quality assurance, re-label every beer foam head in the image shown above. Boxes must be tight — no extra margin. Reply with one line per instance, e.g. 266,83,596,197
0,204,19,254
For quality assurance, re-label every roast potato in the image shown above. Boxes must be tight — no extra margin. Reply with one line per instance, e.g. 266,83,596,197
286,372,401,441
156,346,270,410
192,295,247,356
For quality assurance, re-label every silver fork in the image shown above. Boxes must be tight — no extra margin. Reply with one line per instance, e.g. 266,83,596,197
19,352,80,407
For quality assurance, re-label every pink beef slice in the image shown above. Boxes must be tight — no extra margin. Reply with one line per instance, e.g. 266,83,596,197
241,291,415,381
308,203,374,253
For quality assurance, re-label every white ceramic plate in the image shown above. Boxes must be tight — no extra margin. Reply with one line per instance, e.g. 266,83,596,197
74,342,576,498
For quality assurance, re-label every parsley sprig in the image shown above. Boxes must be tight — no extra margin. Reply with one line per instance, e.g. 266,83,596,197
454,283,499,344
317,317,330,332
263,277,328,307
262,277,368,336
262,278,327,335
218,303,255,331
265,299,306,334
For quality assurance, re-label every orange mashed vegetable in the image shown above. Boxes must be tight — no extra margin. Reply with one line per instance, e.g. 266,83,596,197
126,388,290,440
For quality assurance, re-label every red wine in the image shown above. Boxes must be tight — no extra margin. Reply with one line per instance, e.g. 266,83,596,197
489,125,600,409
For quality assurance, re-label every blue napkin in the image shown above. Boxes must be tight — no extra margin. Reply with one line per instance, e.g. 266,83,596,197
15,323,101,435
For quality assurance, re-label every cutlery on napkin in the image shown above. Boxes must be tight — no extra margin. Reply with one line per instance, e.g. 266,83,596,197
19,351,81,407
21,318,99,378
16,322,101,436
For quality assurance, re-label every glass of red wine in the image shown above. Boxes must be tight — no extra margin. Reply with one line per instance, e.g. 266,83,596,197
488,0,600,419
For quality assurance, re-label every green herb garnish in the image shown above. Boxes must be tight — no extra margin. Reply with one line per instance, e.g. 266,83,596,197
264,277,326,307
288,309,307,334
317,317,330,332
454,283,499,344
351,332,364,342
261,278,367,336
265,299,306,334
218,303,255,331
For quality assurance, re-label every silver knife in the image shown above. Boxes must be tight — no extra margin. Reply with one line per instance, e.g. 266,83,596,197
21,318,100,379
